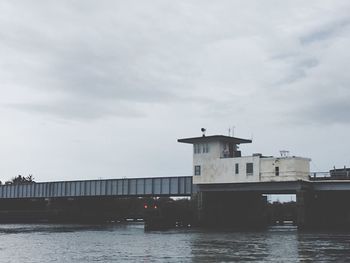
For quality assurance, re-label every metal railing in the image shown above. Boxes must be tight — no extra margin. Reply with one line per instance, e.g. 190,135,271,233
309,171,350,180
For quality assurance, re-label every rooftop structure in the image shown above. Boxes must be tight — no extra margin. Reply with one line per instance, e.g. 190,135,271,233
178,135,252,145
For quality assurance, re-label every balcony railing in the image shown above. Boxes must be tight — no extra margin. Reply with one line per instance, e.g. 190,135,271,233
220,151,242,159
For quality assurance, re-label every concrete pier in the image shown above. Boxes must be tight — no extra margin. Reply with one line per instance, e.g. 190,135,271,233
297,190,350,229
195,191,268,228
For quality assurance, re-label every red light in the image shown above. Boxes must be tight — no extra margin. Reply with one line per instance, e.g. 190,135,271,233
144,204,148,209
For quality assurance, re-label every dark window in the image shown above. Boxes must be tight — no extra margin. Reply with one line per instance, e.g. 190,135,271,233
235,163,239,175
194,165,201,176
275,166,279,176
194,144,201,154
246,163,253,175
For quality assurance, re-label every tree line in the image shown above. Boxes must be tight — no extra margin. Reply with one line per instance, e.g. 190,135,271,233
0,175,35,185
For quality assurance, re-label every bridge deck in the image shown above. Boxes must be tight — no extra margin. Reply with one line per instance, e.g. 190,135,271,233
0,176,193,199
2,177,350,200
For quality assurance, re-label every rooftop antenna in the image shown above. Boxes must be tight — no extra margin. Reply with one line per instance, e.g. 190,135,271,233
201,128,206,137
228,127,231,137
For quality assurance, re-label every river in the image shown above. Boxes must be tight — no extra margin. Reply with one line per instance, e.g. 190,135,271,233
0,223,349,262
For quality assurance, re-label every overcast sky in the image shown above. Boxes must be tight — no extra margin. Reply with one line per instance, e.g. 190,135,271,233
0,1,350,182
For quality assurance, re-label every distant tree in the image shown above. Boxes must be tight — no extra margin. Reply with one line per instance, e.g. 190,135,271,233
26,174,34,182
9,174,35,185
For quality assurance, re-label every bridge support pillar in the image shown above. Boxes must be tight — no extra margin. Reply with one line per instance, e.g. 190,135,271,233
194,191,268,228
297,190,350,229
296,190,315,229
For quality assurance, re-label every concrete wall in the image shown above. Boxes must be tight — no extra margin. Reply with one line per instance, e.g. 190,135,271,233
192,142,310,184
260,157,310,182
193,142,260,184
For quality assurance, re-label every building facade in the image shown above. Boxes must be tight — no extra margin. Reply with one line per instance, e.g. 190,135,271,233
178,134,310,184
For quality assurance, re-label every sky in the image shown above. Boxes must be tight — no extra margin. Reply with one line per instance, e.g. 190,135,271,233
0,1,350,183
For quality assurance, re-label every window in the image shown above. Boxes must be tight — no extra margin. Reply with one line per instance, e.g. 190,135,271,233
194,144,209,154
246,163,253,176
194,165,201,176
203,143,209,153
275,166,279,176
194,144,201,154
235,163,239,175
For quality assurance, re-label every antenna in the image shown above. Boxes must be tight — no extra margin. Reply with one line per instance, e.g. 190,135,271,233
228,128,231,137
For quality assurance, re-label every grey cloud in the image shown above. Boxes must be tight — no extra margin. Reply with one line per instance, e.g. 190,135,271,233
290,95,350,126
272,57,319,86
300,18,350,45
1,1,350,126
2,1,350,182
0,4,195,120
49,53,181,103
8,99,146,121
0,24,184,102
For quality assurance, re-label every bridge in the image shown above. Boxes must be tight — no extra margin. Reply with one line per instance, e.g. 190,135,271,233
197,177,350,193
0,176,193,199
1,174,350,199
0,174,350,228
1,132,350,229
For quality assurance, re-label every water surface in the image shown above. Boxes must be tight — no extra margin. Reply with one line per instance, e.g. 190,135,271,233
0,224,349,262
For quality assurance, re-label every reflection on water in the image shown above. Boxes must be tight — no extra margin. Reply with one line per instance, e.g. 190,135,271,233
297,231,350,262
0,224,350,262
191,227,299,262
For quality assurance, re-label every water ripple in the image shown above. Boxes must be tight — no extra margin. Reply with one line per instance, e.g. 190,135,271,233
0,224,349,262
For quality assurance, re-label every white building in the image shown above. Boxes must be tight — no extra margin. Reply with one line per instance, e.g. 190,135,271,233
178,134,311,184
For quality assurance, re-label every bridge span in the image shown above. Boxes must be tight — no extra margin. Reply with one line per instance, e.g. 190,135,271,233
197,179,350,194
1,176,350,228
1,176,350,200
0,176,193,199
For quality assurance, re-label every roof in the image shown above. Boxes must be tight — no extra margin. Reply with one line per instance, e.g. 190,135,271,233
177,135,252,144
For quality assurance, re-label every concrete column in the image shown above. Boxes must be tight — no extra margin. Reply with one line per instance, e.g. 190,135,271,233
194,191,268,228
296,190,313,229
296,190,350,229
191,192,204,225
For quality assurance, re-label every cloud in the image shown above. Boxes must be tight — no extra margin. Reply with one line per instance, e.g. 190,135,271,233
1,1,350,181
290,93,350,126
8,100,146,121
300,18,350,45
1,0,350,126
0,1,200,120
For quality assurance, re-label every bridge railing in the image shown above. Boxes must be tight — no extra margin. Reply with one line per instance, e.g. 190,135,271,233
309,171,350,180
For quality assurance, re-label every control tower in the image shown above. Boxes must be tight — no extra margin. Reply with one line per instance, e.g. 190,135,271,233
178,133,311,185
